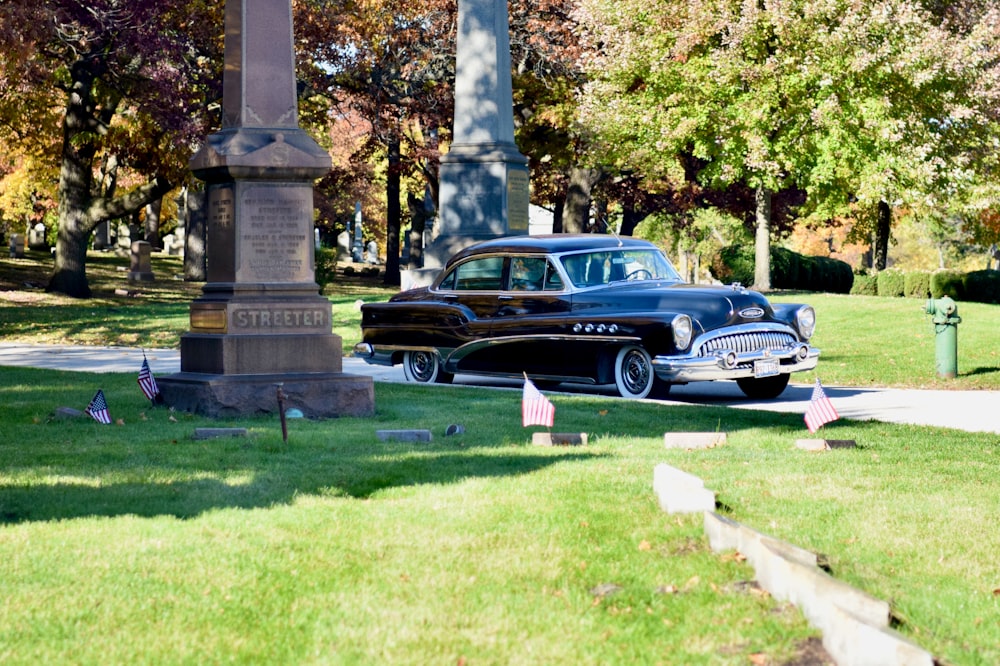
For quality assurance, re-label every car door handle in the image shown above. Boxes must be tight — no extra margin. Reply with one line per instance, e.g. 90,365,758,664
498,295,513,301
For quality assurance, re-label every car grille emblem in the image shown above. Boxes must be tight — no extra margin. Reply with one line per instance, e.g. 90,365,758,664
739,307,765,319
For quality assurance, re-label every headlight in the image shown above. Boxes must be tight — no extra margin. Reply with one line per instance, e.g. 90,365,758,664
795,306,816,340
671,314,693,351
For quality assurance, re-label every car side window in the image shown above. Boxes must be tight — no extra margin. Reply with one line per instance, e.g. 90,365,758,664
562,252,609,287
447,256,504,291
542,261,563,291
509,257,546,291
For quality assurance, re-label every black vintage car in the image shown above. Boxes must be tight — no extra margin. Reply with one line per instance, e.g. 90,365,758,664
354,235,819,399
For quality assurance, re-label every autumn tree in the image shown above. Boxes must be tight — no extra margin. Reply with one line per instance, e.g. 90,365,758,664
0,1,221,297
298,0,455,285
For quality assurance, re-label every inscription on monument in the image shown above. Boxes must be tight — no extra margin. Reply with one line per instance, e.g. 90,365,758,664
207,185,236,281
507,168,529,232
232,307,328,331
237,184,314,283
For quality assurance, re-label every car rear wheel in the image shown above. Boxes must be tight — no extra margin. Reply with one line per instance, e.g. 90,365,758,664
614,345,655,399
736,374,790,399
403,350,454,384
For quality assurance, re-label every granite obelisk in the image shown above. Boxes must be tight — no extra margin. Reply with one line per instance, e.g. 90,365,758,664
419,0,529,274
158,0,373,418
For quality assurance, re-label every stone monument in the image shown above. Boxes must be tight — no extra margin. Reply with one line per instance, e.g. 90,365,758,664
411,0,529,284
158,0,374,418
127,240,155,282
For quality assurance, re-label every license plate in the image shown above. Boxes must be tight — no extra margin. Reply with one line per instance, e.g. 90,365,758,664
754,358,780,378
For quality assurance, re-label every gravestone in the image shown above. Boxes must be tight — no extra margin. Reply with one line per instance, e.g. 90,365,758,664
128,240,155,282
352,202,364,263
8,234,24,258
157,0,374,419
411,0,529,284
28,223,47,251
93,221,112,250
336,230,351,263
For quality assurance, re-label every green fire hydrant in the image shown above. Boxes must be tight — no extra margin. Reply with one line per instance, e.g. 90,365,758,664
924,295,961,378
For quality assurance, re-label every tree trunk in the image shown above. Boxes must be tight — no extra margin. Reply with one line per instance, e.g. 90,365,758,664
406,187,434,269
383,138,401,287
47,57,171,298
753,186,772,291
552,199,564,234
563,167,601,234
145,198,162,249
620,182,638,236
873,200,892,271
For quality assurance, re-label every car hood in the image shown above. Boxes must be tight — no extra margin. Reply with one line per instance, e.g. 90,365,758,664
571,282,776,330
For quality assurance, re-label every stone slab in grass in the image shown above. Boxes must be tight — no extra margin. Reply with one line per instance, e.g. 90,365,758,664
652,463,716,514
664,432,727,449
702,509,933,666
54,407,85,419
377,429,432,443
532,432,588,446
193,427,248,440
796,439,857,451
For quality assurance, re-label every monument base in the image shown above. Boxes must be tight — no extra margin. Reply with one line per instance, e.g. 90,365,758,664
158,371,374,419
428,142,529,271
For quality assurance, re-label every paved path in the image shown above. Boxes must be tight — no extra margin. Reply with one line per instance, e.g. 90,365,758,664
1,342,998,434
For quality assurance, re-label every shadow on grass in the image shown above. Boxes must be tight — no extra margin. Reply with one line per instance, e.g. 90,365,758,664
0,446,599,524
0,365,832,525
963,365,1000,378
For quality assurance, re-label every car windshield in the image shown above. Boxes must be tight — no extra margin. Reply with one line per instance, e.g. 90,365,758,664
559,249,682,288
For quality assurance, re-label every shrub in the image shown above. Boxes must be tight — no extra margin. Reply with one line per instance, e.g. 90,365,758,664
964,270,1000,304
930,270,965,300
904,271,931,299
315,248,338,291
851,273,878,296
709,244,755,287
876,270,905,297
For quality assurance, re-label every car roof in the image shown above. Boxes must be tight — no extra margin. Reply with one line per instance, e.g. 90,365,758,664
449,234,656,263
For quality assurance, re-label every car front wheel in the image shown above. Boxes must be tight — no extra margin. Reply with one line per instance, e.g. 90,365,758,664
402,350,454,384
736,374,790,399
614,345,655,399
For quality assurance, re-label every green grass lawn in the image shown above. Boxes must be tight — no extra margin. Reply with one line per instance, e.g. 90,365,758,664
1,250,999,664
0,370,997,664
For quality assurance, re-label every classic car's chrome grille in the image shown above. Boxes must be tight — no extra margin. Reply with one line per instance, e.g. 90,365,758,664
698,331,796,356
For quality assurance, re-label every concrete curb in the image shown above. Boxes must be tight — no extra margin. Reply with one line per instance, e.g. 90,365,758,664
653,464,934,666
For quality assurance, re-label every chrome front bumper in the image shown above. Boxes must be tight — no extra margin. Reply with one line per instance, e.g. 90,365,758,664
652,343,820,383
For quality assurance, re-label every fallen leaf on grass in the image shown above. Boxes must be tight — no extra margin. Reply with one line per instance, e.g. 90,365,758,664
749,652,767,665
638,540,652,551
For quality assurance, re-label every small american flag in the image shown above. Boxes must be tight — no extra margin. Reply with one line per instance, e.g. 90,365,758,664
804,379,838,433
86,389,112,425
138,356,160,402
522,374,555,428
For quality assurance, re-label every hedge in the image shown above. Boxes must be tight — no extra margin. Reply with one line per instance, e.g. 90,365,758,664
962,270,1000,304
710,245,853,293
930,270,965,300
850,274,878,296
875,270,905,298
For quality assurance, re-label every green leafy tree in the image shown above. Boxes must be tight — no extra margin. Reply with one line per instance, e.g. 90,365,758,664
575,0,1000,283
